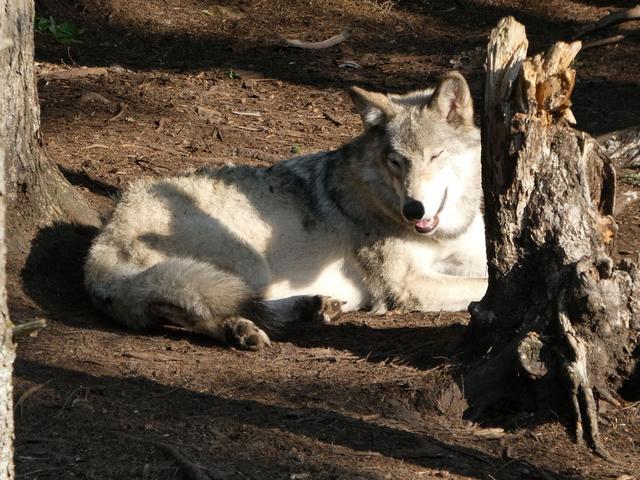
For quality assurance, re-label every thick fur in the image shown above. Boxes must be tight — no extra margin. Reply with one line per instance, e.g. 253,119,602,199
84,71,488,349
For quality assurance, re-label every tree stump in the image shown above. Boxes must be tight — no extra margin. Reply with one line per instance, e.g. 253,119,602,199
461,17,640,457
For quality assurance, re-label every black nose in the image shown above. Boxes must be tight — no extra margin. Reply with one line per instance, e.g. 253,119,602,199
402,199,425,221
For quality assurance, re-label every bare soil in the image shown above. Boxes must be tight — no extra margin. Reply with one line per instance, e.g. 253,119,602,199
9,1,640,479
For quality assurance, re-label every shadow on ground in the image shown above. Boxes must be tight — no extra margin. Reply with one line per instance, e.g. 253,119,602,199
35,1,640,132
14,359,568,480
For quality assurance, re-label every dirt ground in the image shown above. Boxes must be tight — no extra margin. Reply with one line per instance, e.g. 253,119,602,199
8,0,640,479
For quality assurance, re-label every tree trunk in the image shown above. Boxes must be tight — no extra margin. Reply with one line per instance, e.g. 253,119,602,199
0,2,101,477
0,0,100,268
0,146,14,480
459,17,640,457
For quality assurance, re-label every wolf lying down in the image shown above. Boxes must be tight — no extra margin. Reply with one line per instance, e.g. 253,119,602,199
84,71,488,350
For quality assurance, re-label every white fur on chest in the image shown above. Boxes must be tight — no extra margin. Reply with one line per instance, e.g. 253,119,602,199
398,212,487,278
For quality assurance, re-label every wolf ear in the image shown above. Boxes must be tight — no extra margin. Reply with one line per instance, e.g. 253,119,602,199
350,86,397,128
430,72,474,127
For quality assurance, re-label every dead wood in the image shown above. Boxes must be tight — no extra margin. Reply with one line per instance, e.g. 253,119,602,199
107,102,127,122
597,126,640,169
39,66,109,81
583,31,640,50
283,29,351,50
573,5,640,40
11,318,47,338
323,111,344,126
231,110,261,117
454,16,640,456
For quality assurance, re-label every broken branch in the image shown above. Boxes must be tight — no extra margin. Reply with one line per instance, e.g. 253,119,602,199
39,66,109,81
583,31,640,50
284,29,351,50
573,5,640,40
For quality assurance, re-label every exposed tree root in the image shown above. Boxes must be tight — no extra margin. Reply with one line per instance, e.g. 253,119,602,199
557,296,609,459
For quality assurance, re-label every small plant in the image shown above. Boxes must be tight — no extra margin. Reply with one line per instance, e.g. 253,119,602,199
291,144,302,154
620,172,640,187
35,16,86,46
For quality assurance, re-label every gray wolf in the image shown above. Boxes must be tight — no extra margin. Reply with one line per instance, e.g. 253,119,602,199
84,71,488,350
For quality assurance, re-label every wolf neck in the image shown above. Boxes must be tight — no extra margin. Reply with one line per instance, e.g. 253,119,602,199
269,139,396,239
335,131,406,234
320,129,410,238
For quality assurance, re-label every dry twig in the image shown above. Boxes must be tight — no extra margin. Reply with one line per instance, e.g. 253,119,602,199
107,102,127,122
231,110,261,117
583,32,640,49
15,380,53,416
284,29,351,49
39,66,108,81
12,319,47,338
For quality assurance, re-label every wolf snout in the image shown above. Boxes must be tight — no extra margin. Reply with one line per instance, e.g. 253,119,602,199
402,199,425,221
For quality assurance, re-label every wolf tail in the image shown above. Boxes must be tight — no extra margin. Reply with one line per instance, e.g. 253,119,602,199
83,246,284,341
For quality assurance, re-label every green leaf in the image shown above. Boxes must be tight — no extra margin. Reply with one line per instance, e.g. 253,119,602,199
34,15,85,46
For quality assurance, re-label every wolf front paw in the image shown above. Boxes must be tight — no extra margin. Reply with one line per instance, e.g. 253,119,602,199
223,317,272,351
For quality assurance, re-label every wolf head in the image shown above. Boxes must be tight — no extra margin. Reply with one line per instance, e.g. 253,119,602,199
349,72,482,239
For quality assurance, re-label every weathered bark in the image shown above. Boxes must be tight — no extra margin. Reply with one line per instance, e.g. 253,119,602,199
460,17,640,456
0,2,101,476
0,0,100,267
0,146,14,480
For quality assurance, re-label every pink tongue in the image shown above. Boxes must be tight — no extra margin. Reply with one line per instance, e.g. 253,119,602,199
416,218,436,230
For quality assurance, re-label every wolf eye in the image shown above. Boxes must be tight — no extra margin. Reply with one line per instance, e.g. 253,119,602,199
387,156,402,172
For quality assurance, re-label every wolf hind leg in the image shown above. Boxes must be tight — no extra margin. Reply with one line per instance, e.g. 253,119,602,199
265,295,346,324
149,302,271,350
